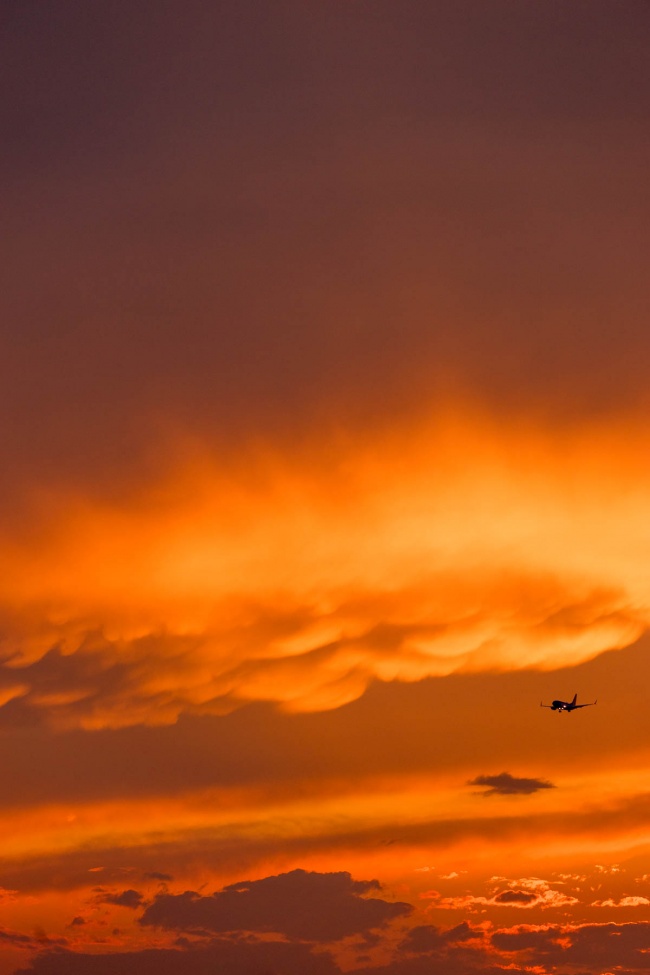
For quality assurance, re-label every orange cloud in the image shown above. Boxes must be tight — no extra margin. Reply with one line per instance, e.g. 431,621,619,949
1,409,650,727
592,895,650,907
423,876,579,911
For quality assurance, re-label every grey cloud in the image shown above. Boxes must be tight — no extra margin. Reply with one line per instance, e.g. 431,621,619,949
491,924,565,954
139,869,411,942
8,926,538,975
492,921,650,971
96,889,143,909
399,922,477,953
0,927,41,947
492,889,537,905
16,938,340,975
468,773,555,796
545,920,650,968
18,914,650,975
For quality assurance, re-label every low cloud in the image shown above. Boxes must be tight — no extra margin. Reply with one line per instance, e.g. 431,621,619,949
468,772,555,796
427,877,578,911
15,911,650,975
492,920,650,971
493,889,537,905
9,825,641,975
139,869,411,942
592,895,650,907
399,922,477,952
17,938,340,975
95,889,143,909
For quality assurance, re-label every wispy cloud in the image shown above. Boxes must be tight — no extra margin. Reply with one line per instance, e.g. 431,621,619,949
592,895,650,907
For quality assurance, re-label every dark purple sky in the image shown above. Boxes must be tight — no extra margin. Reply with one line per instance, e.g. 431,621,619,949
2,0,649,494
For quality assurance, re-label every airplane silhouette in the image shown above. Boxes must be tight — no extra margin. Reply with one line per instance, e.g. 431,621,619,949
540,693,597,713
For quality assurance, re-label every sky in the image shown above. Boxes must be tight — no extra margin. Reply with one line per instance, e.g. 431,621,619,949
1,1,650,972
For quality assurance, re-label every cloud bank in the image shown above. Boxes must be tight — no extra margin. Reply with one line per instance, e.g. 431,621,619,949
0,416,648,730
139,868,411,942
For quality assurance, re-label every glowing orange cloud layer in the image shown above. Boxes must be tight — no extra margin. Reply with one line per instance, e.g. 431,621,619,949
1,408,649,727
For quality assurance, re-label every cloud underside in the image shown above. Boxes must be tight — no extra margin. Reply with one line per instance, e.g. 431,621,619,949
15,896,650,975
138,869,411,942
0,580,636,731
468,772,555,795
1,416,649,730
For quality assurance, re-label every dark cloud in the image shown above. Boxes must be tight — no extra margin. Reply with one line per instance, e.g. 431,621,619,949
139,869,411,942
398,925,445,953
144,872,173,882
491,924,565,954
3,925,540,975
492,889,537,906
0,927,39,947
492,921,650,971
96,889,143,909
362,958,531,975
399,922,476,953
16,938,340,975
18,916,650,975
468,772,555,796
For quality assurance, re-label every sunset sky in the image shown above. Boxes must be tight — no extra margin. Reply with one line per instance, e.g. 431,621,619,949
2,2,650,973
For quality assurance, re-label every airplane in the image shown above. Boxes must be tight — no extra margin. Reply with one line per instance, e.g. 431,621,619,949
540,693,597,713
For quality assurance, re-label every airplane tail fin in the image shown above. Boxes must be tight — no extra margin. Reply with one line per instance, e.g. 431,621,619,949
571,693,577,706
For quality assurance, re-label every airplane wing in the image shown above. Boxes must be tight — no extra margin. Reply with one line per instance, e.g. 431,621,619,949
574,700,597,708
540,702,554,708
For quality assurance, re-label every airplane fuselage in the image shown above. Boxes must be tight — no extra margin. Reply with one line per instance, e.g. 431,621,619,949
551,700,576,711
541,694,596,713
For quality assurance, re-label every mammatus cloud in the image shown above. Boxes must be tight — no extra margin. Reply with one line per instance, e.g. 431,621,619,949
468,772,555,796
0,420,650,728
0,416,649,729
